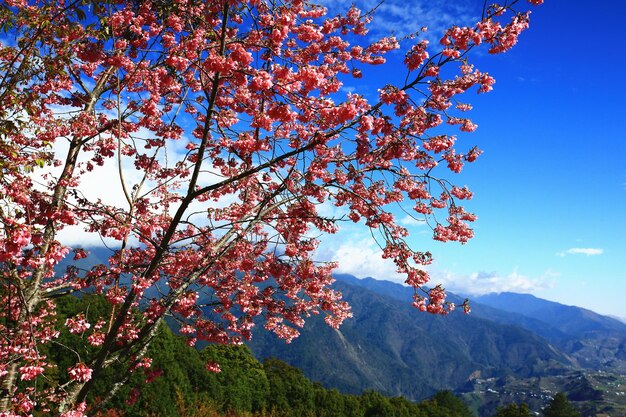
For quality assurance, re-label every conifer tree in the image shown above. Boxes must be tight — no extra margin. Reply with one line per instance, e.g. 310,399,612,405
494,402,532,417
542,393,581,417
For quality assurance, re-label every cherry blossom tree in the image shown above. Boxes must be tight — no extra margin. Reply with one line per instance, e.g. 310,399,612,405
0,0,542,415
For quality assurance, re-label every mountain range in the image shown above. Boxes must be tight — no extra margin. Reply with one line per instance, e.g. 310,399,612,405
246,274,626,416
336,274,626,374
473,292,626,372
56,248,626,415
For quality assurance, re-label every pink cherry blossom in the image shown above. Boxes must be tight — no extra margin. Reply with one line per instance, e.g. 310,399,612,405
18,366,44,381
68,363,93,382
0,0,542,413
60,402,87,417
65,315,91,334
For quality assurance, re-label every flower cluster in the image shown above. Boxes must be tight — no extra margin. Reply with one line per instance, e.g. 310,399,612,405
65,315,91,334
68,363,93,382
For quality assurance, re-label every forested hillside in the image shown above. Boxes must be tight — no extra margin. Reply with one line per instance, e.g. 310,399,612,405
48,295,475,417
247,278,571,400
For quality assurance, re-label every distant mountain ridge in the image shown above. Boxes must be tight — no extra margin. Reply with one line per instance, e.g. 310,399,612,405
474,292,626,337
333,275,587,346
334,276,626,342
245,273,626,417
247,275,573,401
333,275,626,373
472,291,626,373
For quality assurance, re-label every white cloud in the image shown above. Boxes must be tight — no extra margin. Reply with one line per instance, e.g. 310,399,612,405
311,211,557,296
28,109,227,247
316,232,404,282
333,241,403,282
319,0,478,42
316,199,348,219
42,137,146,247
430,268,556,296
398,214,427,227
56,225,130,248
556,248,604,257
318,230,557,296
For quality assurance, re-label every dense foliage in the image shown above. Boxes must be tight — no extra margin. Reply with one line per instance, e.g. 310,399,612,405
542,393,581,417
248,277,571,402
493,403,531,417
47,295,476,417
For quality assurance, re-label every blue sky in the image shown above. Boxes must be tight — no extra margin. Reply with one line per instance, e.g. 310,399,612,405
318,0,626,318
30,0,624,318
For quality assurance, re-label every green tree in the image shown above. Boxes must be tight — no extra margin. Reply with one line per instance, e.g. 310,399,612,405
542,392,581,417
420,390,475,417
313,388,347,417
201,344,270,412
263,358,316,416
361,391,395,417
494,403,532,417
